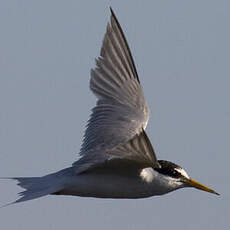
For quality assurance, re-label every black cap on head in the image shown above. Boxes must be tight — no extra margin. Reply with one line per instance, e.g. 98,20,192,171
154,160,184,179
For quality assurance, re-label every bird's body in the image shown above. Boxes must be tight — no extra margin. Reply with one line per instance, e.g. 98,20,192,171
54,167,157,199
2,8,218,206
52,166,182,199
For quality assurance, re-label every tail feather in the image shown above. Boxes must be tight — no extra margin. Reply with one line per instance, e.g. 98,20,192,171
1,167,73,207
13,176,61,204
13,177,41,189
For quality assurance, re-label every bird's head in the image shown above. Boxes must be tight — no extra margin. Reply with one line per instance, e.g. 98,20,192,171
154,160,219,195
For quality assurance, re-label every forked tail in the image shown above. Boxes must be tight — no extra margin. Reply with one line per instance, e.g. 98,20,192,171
1,167,73,207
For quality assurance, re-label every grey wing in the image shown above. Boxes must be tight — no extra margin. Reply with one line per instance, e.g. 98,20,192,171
74,130,160,174
73,8,156,173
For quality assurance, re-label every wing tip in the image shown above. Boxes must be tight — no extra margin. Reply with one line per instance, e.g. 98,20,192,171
110,7,115,18
108,7,140,84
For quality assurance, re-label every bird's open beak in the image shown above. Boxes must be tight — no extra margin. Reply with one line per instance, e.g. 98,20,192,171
185,178,219,195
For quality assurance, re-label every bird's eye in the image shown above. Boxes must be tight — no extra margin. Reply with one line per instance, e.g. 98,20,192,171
172,170,180,178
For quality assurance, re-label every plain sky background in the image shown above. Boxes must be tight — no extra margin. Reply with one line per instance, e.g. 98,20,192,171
0,0,229,229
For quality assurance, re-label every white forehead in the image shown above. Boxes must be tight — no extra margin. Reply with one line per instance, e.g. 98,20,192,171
174,168,190,179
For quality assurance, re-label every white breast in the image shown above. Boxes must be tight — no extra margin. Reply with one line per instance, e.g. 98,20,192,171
139,167,157,183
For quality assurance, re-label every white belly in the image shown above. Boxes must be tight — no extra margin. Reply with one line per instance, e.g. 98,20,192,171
58,167,175,198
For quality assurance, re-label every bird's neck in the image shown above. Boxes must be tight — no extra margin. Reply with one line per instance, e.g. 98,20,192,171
140,167,184,195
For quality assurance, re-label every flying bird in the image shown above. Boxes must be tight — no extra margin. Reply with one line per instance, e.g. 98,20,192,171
3,8,219,206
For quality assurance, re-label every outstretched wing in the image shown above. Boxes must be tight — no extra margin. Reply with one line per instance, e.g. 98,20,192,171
73,8,158,173
74,130,159,173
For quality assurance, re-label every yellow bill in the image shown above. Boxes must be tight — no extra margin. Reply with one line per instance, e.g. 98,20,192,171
185,178,219,195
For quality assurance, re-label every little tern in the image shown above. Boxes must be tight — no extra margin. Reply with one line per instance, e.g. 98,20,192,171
4,8,219,206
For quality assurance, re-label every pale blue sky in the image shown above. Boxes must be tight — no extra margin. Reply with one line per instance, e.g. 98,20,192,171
0,1,229,229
